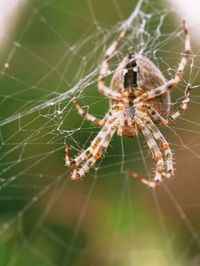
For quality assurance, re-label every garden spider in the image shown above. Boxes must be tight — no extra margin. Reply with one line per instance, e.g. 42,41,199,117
65,20,191,188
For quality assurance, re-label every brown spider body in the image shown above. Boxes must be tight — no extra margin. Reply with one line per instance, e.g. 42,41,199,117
110,54,171,127
97,53,170,138
121,106,138,137
66,21,191,188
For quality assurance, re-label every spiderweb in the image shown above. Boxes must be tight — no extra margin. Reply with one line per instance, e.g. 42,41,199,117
0,0,200,265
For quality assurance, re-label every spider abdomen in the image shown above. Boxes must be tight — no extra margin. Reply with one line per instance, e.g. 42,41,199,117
136,55,170,117
110,54,171,117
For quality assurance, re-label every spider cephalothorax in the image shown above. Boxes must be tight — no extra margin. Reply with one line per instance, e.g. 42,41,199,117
65,21,191,188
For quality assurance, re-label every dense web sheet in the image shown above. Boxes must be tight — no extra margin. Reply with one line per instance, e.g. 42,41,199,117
0,0,200,265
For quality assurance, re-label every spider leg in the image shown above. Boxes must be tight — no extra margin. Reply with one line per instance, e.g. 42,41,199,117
98,27,127,100
70,117,119,180
134,21,191,104
143,115,174,179
71,96,107,126
98,29,126,81
148,85,191,124
148,106,169,125
173,20,191,85
65,126,108,170
131,115,165,188
66,114,119,179
97,85,126,101
169,85,192,122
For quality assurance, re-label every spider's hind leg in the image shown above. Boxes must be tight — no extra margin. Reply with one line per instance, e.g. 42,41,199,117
169,85,192,122
97,26,128,100
148,85,192,125
134,20,191,105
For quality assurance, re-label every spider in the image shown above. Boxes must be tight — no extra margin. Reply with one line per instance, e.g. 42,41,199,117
65,20,191,188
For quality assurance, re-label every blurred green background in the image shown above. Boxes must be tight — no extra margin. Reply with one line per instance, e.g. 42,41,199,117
0,1,200,266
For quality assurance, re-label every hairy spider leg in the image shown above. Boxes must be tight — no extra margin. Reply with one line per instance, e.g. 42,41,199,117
148,85,191,124
65,112,119,169
174,20,191,84
130,171,158,188
144,115,174,178
66,113,120,179
70,116,120,180
69,27,129,127
97,27,128,100
170,85,192,121
134,20,191,104
65,133,105,170
132,115,165,188
71,97,107,126
99,29,126,80
148,106,169,125
97,85,125,101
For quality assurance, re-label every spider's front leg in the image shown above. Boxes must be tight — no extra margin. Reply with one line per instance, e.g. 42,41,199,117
65,108,110,171
131,116,165,188
144,115,174,179
65,114,119,180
